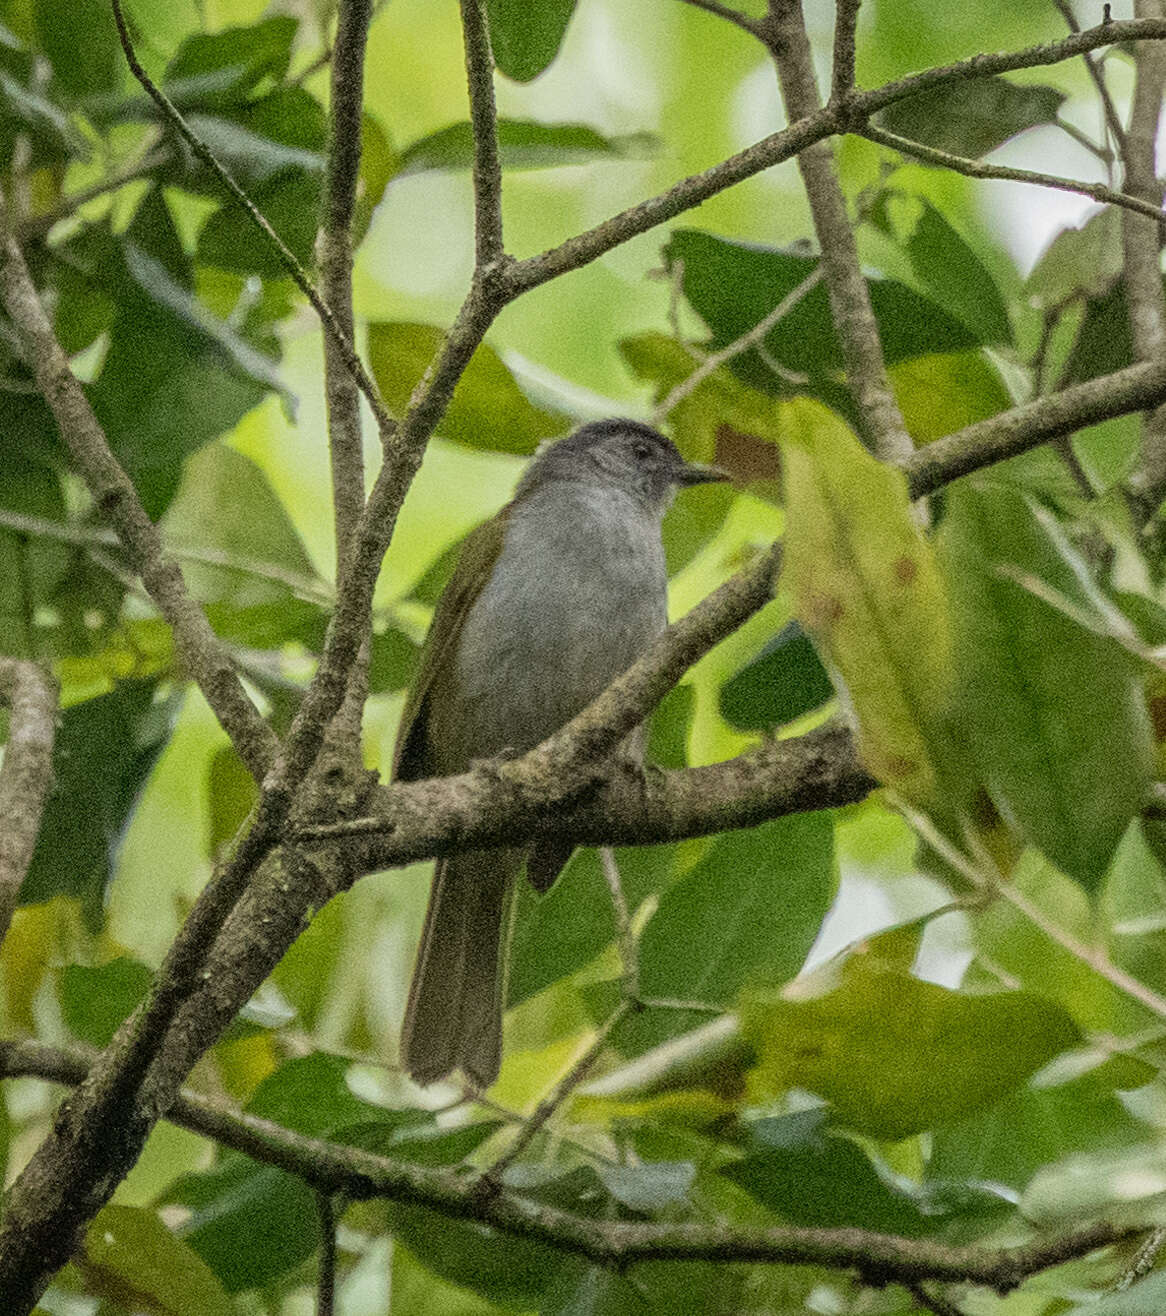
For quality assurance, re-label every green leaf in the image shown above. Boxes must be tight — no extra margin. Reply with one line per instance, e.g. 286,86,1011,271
719,621,834,730
1027,207,1124,306
486,0,578,82
368,321,571,454
1022,1140,1166,1228
741,946,1082,1140
723,1109,942,1234
778,399,956,806
165,1055,394,1292
389,1202,572,1305
339,1118,502,1166
901,200,1012,346
637,813,835,1005
162,444,322,648
197,169,320,278
663,229,980,423
929,1070,1151,1194
34,0,122,97
168,1155,318,1292
939,483,1154,889
399,119,654,173
875,76,1066,158
87,191,277,516
164,17,298,109
21,680,178,921
60,958,152,1048
81,1205,234,1316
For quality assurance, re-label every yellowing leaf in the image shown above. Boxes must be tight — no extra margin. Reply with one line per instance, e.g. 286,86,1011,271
777,399,953,804
742,948,1081,1140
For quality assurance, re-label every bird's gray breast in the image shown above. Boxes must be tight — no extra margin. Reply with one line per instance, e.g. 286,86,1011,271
446,483,668,764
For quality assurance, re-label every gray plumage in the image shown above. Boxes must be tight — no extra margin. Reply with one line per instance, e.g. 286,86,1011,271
394,418,726,1087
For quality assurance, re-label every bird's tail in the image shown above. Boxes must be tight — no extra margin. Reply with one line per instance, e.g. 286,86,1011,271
401,848,519,1088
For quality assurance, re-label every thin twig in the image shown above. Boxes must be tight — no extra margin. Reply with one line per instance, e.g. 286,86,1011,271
479,998,636,1191
599,848,639,999
109,0,395,444
860,122,1166,223
0,184,276,780
896,800,1166,1025
1053,0,1127,155
1114,1225,1166,1289
0,659,56,948
652,266,823,423
831,0,862,100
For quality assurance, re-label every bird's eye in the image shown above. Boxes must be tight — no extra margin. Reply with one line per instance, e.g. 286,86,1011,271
632,441,653,462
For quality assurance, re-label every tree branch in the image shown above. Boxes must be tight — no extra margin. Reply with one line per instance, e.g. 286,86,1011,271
0,1040,1140,1291
0,186,276,781
320,0,373,555
318,0,374,753
831,0,862,101
505,18,1166,297
0,659,56,947
460,0,505,268
762,0,912,462
1120,0,1166,505
859,122,1166,223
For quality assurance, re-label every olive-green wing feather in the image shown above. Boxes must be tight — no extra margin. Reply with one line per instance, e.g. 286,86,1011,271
392,510,509,782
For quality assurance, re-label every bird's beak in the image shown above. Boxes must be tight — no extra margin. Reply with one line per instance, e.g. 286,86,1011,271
676,461,731,486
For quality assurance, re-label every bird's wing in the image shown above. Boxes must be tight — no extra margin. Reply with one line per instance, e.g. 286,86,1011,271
392,509,509,782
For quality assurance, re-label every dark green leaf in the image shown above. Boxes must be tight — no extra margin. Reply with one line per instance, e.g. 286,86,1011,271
902,200,1012,346
723,1109,940,1234
486,0,578,83
169,1155,317,1292
82,1205,234,1316
197,168,320,278
79,192,278,516
388,1202,572,1305
368,321,571,454
638,812,835,1005
646,683,694,770
664,230,979,423
719,621,833,730
339,1118,502,1166
399,118,654,173
21,680,178,920
34,0,121,97
367,625,420,694
245,1052,379,1136
164,17,298,109
60,958,151,1048
939,484,1154,889
876,76,1066,158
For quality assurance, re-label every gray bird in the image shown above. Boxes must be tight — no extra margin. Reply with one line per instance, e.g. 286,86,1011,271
393,418,728,1087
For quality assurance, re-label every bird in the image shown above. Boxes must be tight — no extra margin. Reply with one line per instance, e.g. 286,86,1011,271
392,417,728,1088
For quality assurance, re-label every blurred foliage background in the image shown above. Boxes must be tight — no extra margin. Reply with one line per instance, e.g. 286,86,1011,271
4,0,1166,1311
